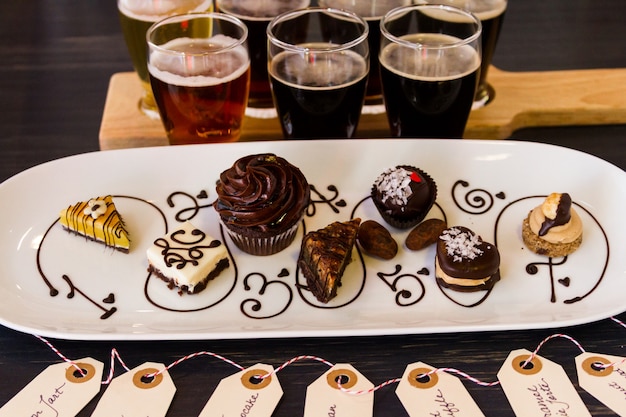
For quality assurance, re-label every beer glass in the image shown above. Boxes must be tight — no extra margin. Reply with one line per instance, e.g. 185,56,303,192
267,8,369,139
147,13,251,145
379,4,481,138
216,0,310,111
117,0,213,119
317,0,412,106
416,0,507,107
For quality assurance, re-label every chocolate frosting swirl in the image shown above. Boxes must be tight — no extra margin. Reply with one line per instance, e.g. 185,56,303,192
214,154,310,233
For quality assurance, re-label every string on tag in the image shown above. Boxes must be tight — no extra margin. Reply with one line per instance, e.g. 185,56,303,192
31,314,625,394
611,315,626,329
102,348,131,385
145,350,245,379
34,334,85,377
519,333,586,369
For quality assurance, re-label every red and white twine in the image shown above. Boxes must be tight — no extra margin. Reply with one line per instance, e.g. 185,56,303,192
33,316,625,390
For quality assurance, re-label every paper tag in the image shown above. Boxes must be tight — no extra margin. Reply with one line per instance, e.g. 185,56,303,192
198,363,282,417
498,348,591,417
395,361,485,417
303,363,374,417
0,357,103,417
91,362,175,417
575,352,626,416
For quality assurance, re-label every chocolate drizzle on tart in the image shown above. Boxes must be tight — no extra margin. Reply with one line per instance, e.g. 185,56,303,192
59,195,130,252
298,218,361,303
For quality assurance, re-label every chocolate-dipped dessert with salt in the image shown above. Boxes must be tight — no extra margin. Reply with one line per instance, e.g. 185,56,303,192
435,226,501,292
522,192,583,257
371,165,437,229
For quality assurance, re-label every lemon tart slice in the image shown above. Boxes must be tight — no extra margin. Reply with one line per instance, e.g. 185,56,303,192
59,195,130,252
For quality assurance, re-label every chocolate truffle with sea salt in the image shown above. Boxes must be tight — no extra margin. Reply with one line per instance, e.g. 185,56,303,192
371,165,437,229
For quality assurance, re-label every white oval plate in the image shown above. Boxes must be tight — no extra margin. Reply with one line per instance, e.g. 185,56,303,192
0,139,624,340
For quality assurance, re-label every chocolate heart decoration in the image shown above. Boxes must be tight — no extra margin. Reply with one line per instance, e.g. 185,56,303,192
558,277,571,287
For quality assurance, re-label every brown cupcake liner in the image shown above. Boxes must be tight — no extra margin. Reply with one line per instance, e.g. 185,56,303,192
223,220,301,256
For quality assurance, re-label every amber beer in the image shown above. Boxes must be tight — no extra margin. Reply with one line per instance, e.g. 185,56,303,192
269,48,368,139
380,33,481,138
216,0,310,109
148,13,250,145
117,0,213,118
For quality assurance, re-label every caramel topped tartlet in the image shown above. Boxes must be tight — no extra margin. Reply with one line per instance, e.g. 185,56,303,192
522,193,583,257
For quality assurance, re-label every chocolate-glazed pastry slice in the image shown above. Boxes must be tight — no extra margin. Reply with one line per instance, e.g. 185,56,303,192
298,218,361,303
435,226,501,292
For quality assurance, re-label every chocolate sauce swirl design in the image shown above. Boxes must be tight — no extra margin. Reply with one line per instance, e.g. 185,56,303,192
452,180,505,215
377,265,427,307
167,190,213,222
241,270,293,319
214,154,310,232
154,228,221,269
306,184,347,216
494,196,609,305
36,181,610,324
37,195,167,320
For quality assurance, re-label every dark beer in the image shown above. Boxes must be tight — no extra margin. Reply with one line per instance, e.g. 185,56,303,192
415,0,506,106
269,47,368,139
318,0,412,104
380,33,480,138
473,2,507,105
217,0,310,108
149,37,251,144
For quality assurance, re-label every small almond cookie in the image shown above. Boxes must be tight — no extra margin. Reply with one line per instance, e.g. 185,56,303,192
405,218,447,251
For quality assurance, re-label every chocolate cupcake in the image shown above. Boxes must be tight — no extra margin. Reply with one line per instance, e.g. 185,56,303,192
214,153,310,255
371,165,437,229
435,226,501,292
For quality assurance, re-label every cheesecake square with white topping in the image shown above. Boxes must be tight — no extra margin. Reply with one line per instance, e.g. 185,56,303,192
147,221,229,295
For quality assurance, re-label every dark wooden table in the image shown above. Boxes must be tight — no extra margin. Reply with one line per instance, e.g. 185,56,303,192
1,1,624,416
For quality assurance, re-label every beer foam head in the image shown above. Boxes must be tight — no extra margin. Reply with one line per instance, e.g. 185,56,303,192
318,0,412,18
272,47,367,89
149,36,250,87
218,0,310,20
414,0,506,19
380,33,480,80
118,0,212,21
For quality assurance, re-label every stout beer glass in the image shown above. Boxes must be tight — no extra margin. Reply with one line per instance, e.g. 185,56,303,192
317,0,412,106
216,0,310,111
416,0,507,107
117,0,213,119
147,13,250,145
267,8,369,139
380,4,481,138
